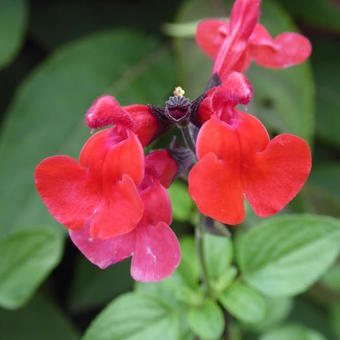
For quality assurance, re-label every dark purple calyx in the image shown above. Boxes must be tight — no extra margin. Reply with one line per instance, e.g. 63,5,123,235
165,95,191,127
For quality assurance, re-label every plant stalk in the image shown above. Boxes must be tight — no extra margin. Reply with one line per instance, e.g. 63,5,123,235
196,214,212,295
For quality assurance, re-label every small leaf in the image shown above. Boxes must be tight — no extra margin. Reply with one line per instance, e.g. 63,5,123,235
0,0,27,69
188,298,224,339
0,227,64,309
177,236,200,287
204,233,233,282
212,267,237,293
168,181,194,222
0,294,79,340
236,215,340,297
219,281,266,323
260,324,327,340
83,292,179,340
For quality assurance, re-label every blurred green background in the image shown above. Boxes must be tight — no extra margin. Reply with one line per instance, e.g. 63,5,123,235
0,0,339,339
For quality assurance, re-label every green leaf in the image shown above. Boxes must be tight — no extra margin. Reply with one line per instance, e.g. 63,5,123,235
0,227,64,309
246,297,293,332
69,256,133,312
236,215,340,297
219,281,266,323
173,0,314,141
177,236,200,287
83,292,179,340
260,324,327,340
0,0,27,69
321,265,340,291
168,181,194,222
188,298,224,339
0,294,79,340
0,30,175,236
204,233,233,281
135,281,196,339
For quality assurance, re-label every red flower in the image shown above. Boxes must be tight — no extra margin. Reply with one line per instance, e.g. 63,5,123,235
188,72,311,225
35,96,161,239
70,150,181,282
196,0,311,80
35,126,145,239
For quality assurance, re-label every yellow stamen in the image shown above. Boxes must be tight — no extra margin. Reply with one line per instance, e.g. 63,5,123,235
173,86,185,97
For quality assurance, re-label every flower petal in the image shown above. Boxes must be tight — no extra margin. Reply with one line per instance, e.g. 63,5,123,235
216,72,253,106
102,131,144,185
189,153,245,225
140,180,172,227
228,0,261,41
196,117,241,161
124,104,159,146
90,174,143,239
250,25,312,68
244,134,311,216
144,150,177,188
196,19,228,59
237,111,269,153
131,221,180,282
85,95,133,129
79,128,126,181
69,222,134,269
35,156,100,230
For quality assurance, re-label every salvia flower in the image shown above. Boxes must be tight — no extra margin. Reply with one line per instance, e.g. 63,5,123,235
188,72,312,225
70,150,180,282
35,96,181,281
196,0,312,80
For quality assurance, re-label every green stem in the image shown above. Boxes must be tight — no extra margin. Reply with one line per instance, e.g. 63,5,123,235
196,214,212,295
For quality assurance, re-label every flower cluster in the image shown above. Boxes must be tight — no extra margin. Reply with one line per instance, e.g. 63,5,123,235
35,0,312,282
